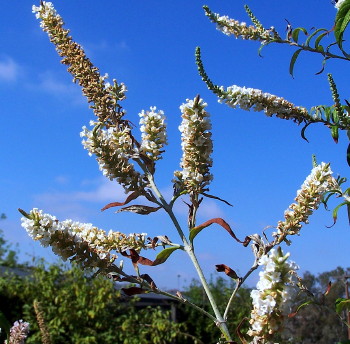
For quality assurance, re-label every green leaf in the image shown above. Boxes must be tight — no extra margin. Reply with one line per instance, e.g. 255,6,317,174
289,49,302,77
314,31,329,50
331,125,339,143
300,122,311,142
331,201,349,226
305,28,328,47
289,300,315,318
291,27,308,43
257,39,279,57
335,0,350,48
152,246,180,266
335,298,350,314
346,144,350,166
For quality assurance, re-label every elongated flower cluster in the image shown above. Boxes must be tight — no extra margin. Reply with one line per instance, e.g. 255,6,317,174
174,97,213,194
81,121,145,192
204,6,275,43
20,208,147,269
275,162,339,244
32,2,127,124
248,248,299,344
139,107,167,161
217,84,310,124
6,320,30,344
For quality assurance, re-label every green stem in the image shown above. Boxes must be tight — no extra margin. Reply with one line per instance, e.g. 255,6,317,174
224,261,259,321
144,170,232,342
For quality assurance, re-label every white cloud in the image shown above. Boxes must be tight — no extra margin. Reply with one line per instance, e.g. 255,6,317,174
38,71,82,100
85,39,130,53
26,71,85,105
0,57,19,82
33,178,126,221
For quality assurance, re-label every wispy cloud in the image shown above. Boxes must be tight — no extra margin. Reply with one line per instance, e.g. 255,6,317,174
85,39,130,53
0,56,19,82
37,71,84,104
33,178,126,221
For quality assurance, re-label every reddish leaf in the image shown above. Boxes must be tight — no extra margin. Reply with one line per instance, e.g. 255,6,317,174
122,287,147,296
140,274,158,289
242,236,251,247
215,264,239,279
190,218,245,244
101,191,140,211
324,281,332,295
121,250,154,267
236,317,249,344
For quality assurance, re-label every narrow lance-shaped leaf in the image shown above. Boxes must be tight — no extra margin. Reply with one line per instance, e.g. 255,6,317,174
101,191,141,211
314,31,329,50
327,201,349,227
152,246,181,266
202,192,233,206
300,122,311,142
331,125,339,143
236,318,249,344
289,49,302,78
257,39,279,57
305,28,327,47
288,300,315,318
291,27,308,43
116,205,161,215
189,218,246,245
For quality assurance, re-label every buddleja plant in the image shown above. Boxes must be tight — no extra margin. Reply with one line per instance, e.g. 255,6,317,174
17,1,350,343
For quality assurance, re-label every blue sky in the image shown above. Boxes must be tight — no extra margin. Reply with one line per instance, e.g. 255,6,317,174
1,1,349,289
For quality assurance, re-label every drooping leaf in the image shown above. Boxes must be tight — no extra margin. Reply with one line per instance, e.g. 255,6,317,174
291,27,308,43
189,218,245,245
101,191,141,211
289,48,302,78
327,201,349,227
347,143,350,167
121,249,154,267
288,300,315,318
140,274,157,289
236,317,249,344
152,246,180,266
300,122,311,142
315,56,329,75
331,125,339,143
215,264,239,279
116,205,161,215
335,298,350,314
202,192,233,206
257,39,279,57
305,28,328,47
314,31,329,50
